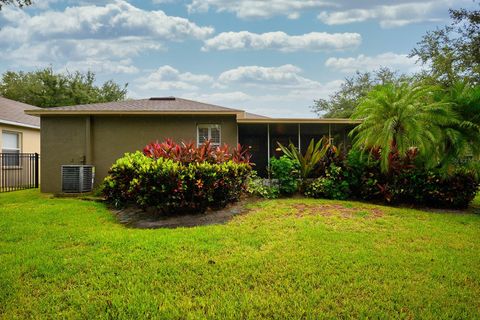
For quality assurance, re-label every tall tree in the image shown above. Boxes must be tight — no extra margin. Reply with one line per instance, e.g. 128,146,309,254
0,0,31,10
0,68,128,108
410,2,480,85
311,68,408,118
350,83,454,173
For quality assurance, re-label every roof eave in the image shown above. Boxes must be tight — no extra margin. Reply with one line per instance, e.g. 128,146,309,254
236,118,362,124
0,118,40,129
25,110,244,116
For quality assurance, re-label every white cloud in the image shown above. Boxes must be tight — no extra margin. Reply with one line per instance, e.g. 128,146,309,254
185,0,466,22
135,64,332,94
0,0,213,44
62,59,139,74
217,64,324,89
184,82,345,118
187,0,332,19
185,0,469,24
182,90,328,118
234,78,342,117
325,52,420,73
0,1,213,73
213,65,344,117
202,31,361,52
318,1,454,28
3,37,162,74
132,64,344,117
6,37,162,62
135,66,214,91
183,91,252,105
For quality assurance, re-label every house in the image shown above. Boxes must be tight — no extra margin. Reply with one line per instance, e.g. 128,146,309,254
0,97,41,191
25,97,360,193
0,97,40,155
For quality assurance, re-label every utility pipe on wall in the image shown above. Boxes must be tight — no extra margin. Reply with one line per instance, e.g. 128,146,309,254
85,116,92,164
267,123,270,179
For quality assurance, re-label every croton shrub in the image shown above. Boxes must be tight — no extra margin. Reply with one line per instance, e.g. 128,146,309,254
274,140,479,209
344,149,479,208
391,168,479,209
103,140,252,214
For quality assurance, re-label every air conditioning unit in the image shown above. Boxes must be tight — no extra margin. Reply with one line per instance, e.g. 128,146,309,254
61,165,95,193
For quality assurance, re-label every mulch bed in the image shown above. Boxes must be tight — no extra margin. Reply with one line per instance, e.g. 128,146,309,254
112,198,255,229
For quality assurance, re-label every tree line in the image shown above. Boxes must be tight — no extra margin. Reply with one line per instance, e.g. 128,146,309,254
0,69,127,108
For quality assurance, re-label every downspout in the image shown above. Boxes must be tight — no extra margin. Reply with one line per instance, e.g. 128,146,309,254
328,124,332,144
267,123,270,180
236,123,239,146
85,116,92,164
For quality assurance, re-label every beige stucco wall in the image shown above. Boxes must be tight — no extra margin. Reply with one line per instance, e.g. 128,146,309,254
40,115,238,193
40,117,87,193
0,123,40,154
0,123,41,190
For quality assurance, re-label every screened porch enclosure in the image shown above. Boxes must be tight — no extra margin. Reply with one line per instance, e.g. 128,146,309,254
238,122,356,177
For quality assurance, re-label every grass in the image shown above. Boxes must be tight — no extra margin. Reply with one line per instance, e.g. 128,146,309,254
1,190,480,319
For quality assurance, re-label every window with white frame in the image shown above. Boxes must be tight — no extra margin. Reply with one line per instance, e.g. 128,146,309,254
2,131,21,166
197,124,221,147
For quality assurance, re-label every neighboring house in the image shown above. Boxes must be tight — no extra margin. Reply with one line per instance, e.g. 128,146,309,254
25,97,360,193
0,97,41,190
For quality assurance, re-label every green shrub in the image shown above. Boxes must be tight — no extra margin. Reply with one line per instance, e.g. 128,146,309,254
422,170,479,209
246,172,280,199
103,151,251,213
269,156,299,195
304,164,350,200
343,149,479,208
394,168,479,209
103,152,152,207
301,148,479,208
344,150,384,201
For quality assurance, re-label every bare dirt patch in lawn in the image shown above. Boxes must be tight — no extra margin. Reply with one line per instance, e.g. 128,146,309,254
112,198,255,229
293,204,384,219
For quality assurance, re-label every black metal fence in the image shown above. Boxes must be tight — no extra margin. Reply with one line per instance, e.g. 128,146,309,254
0,153,39,193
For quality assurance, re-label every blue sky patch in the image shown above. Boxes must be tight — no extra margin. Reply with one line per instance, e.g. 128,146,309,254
0,0,474,117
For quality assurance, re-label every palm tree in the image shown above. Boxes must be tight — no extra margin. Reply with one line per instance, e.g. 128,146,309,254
438,81,480,169
350,82,455,172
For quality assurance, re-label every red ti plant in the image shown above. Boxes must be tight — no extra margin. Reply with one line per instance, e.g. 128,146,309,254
143,138,182,161
232,144,252,164
368,145,419,202
369,144,418,174
143,139,252,165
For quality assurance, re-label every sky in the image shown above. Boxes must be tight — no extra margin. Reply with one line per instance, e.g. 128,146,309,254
0,0,475,117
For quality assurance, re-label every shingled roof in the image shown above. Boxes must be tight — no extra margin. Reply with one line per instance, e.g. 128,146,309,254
0,96,40,129
25,97,245,115
244,112,270,119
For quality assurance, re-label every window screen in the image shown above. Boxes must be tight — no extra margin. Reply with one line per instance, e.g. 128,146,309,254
197,124,221,147
2,131,20,166
198,127,209,144
210,127,221,145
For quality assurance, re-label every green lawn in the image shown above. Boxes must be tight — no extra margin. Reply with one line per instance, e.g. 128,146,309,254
1,190,479,319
